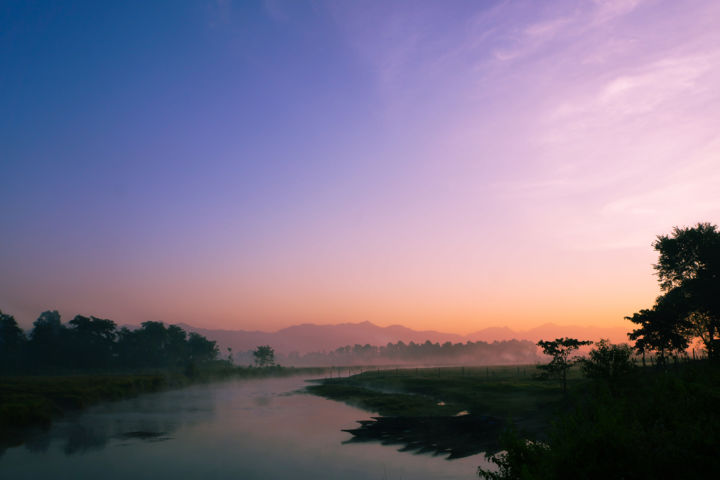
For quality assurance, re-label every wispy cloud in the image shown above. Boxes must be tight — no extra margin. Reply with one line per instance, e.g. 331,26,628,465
322,0,720,252
591,0,645,24
493,15,575,61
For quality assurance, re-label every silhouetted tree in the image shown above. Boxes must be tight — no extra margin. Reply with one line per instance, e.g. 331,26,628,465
627,290,690,365
135,321,170,367
537,338,591,393
0,308,220,373
188,332,219,363
29,310,67,369
253,345,275,367
0,310,26,372
166,324,189,367
581,339,634,385
116,322,217,369
116,326,142,368
66,315,117,369
627,223,720,359
654,223,720,357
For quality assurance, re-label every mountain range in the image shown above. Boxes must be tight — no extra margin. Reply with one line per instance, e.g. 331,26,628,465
178,321,631,355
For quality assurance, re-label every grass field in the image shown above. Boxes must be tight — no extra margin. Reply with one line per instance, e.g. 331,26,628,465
307,362,720,474
305,365,582,457
308,365,579,420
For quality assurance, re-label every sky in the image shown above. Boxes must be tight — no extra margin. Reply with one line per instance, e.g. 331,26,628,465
2,0,719,333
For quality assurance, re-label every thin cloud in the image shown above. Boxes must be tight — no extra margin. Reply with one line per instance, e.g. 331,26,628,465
591,0,645,24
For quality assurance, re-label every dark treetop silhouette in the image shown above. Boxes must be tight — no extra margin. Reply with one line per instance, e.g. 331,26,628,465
536,337,591,393
252,345,276,367
0,310,219,375
627,222,720,362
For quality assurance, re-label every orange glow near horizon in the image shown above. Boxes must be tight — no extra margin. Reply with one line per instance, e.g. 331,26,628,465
2,1,719,334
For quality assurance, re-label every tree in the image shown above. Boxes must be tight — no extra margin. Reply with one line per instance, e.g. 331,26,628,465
628,222,720,359
581,339,635,384
627,290,690,365
29,310,67,369
166,324,189,367
654,222,720,291
477,426,549,480
655,223,720,357
537,338,591,393
66,315,117,369
253,345,275,367
0,310,27,372
187,332,219,363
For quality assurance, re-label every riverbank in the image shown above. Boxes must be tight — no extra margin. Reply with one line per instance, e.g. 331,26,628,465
307,362,720,476
0,365,326,449
477,359,720,479
306,365,576,458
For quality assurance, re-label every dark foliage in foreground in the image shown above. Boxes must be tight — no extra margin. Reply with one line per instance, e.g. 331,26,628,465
480,222,720,479
478,360,720,479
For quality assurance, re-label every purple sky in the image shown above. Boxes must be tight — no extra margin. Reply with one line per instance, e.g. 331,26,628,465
2,0,719,333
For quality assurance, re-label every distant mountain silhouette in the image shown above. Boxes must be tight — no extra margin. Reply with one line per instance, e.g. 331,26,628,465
177,321,464,355
468,323,629,344
177,321,629,356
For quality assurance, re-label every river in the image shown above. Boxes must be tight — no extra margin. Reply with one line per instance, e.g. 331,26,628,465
0,374,492,479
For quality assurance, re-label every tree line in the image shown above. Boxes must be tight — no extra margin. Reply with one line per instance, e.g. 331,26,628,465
0,310,219,374
270,339,539,366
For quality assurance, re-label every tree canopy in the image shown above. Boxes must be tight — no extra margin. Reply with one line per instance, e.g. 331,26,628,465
537,337,592,393
0,309,220,374
629,222,720,360
581,339,634,384
253,345,276,367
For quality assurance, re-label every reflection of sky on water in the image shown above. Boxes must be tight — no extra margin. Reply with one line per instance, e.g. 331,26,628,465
9,383,217,457
0,376,490,479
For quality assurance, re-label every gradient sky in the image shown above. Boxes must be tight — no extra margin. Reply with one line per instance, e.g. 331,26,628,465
2,0,719,333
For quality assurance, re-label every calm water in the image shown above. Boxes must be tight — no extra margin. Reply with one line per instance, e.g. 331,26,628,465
0,375,490,479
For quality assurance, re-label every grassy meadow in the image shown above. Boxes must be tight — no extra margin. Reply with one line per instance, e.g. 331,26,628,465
308,361,720,476
308,365,570,419
306,365,577,458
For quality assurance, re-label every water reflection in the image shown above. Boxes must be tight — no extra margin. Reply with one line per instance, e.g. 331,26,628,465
6,385,215,457
0,375,492,479
343,414,503,459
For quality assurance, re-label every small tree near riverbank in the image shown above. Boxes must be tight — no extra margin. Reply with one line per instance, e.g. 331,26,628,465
253,345,276,367
537,338,591,393
581,339,634,386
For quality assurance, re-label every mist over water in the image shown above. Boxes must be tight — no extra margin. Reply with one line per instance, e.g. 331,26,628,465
0,375,489,479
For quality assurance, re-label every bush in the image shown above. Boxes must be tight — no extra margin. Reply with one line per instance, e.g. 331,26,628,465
581,339,634,383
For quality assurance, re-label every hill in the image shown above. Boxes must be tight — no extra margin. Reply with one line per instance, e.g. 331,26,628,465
178,321,629,357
